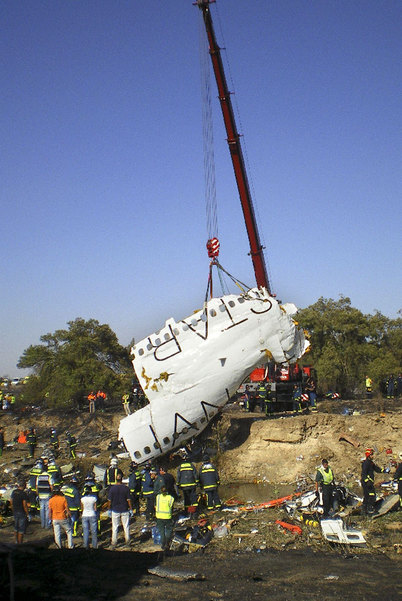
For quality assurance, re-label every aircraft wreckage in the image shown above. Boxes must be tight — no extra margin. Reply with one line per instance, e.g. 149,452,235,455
119,2,309,461
119,290,309,462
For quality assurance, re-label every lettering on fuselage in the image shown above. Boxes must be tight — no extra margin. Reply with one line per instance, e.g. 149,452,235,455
145,297,272,363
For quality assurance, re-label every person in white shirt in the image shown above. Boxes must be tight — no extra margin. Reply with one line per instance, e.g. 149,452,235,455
81,485,98,549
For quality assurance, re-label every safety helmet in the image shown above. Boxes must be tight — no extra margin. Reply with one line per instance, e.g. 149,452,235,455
365,448,374,457
111,458,118,466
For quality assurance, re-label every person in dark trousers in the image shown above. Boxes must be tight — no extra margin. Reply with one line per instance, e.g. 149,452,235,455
142,466,157,519
104,458,123,490
63,475,81,537
0,426,4,456
386,375,395,399
305,376,318,412
315,458,335,517
160,466,177,499
393,452,402,510
128,462,142,516
50,428,59,454
11,479,30,544
155,486,175,551
292,384,302,414
397,374,402,400
177,457,199,514
66,431,77,459
199,455,222,510
26,427,37,458
48,458,63,487
243,385,255,412
361,448,390,514
256,382,267,413
153,467,165,497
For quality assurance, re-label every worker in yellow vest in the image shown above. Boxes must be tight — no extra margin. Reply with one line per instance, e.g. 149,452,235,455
315,458,335,517
155,486,175,551
365,376,373,399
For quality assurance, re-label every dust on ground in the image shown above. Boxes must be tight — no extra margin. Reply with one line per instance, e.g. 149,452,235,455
0,397,401,600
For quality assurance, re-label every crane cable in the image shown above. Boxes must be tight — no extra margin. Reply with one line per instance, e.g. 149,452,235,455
199,10,230,299
199,11,218,243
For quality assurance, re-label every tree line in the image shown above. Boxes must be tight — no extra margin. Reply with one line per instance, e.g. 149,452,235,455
297,296,401,396
16,297,401,407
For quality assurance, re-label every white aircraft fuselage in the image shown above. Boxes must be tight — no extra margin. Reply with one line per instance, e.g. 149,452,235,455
118,287,308,463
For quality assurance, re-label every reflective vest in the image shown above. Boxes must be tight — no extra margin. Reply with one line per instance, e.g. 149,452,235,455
82,481,101,500
48,464,62,486
129,469,142,494
105,467,121,487
36,472,51,498
361,457,383,484
177,462,198,488
155,493,174,519
63,485,80,511
199,463,220,489
141,471,155,495
257,385,267,400
50,433,59,447
26,433,36,445
29,466,42,491
317,466,334,485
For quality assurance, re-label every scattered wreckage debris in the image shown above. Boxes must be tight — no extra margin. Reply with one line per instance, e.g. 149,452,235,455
320,519,366,546
338,433,360,448
237,493,301,512
148,565,205,581
275,520,302,536
372,493,400,520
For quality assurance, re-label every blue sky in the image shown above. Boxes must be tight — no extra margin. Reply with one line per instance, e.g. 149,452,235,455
1,0,401,377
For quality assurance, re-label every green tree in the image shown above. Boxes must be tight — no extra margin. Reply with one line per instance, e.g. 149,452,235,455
18,318,132,407
297,297,401,397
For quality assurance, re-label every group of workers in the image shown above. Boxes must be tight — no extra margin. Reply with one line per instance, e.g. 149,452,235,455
5,415,402,551
87,390,107,414
9,439,222,551
315,448,401,517
242,376,318,416
0,391,16,411
365,374,402,399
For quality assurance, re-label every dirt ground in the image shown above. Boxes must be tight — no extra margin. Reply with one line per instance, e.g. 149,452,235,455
0,396,401,601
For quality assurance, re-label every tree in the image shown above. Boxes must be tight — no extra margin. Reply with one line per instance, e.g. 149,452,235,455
297,297,401,397
18,318,132,407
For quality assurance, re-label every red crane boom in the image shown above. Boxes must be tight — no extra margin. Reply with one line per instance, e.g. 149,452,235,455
197,0,271,294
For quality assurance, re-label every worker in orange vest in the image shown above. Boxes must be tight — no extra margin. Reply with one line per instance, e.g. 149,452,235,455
96,390,106,412
88,392,96,414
